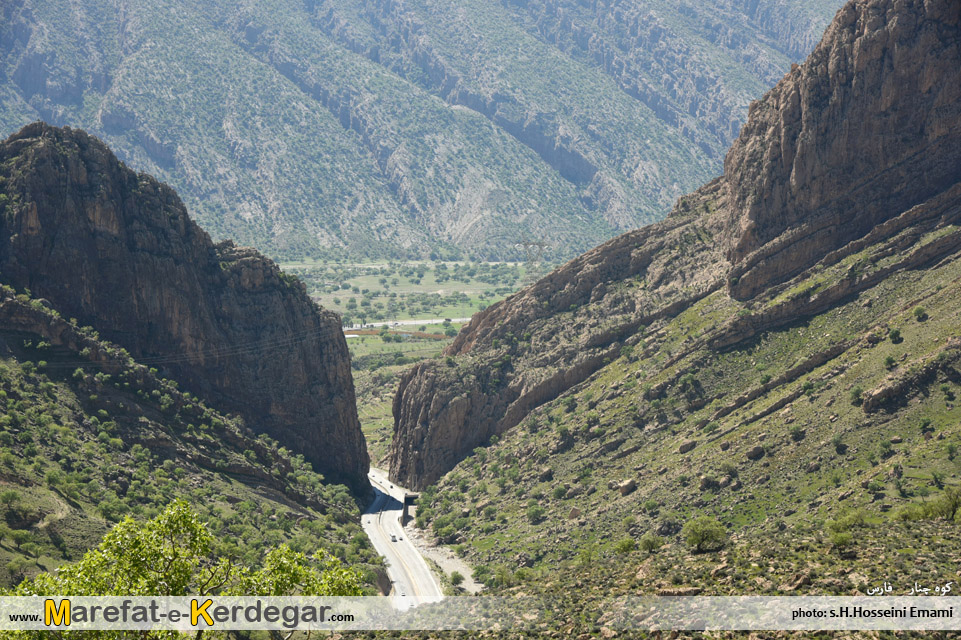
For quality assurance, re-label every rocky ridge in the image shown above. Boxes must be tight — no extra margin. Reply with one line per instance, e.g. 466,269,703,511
389,0,961,489
0,123,369,490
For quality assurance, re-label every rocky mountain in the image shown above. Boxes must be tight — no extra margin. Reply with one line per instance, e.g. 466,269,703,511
0,0,841,261
0,123,369,490
389,0,961,489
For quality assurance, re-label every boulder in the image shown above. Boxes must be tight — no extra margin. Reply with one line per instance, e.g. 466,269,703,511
679,439,697,454
746,446,765,461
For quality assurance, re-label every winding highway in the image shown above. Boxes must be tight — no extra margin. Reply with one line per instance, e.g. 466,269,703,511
361,468,444,609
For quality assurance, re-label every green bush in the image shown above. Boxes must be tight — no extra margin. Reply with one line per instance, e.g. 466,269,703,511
850,386,864,406
719,462,739,478
894,487,961,522
614,538,636,554
682,516,727,553
913,306,928,321
830,531,853,549
828,509,868,532
526,504,545,524
639,533,664,553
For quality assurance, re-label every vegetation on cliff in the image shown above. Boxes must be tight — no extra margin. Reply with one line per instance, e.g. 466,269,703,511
0,286,381,590
0,123,369,490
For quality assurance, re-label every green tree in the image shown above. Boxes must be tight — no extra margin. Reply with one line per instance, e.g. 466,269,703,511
0,490,21,508
10,501,363,600
682,516,727,553
10,530,31,550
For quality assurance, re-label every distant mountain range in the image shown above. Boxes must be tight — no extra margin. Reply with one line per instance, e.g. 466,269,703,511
0,0,841,261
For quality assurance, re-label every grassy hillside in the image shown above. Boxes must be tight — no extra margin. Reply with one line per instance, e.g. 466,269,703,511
0,286,381,589
0,0,840,261
410,215,961,595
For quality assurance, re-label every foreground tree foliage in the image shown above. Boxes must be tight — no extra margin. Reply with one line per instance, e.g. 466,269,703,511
2,500,363,639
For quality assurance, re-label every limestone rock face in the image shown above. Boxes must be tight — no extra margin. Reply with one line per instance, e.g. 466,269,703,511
388,0,961,491
723,0,961,298
0,123,369,490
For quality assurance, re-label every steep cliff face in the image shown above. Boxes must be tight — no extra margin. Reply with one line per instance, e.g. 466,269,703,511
389,0,961,489
0,123,369,489
724,0,961,298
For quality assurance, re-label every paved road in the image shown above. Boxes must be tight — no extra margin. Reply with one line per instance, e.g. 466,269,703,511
361,469,444,609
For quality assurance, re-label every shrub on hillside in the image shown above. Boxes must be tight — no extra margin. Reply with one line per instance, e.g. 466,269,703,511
682,516,727,553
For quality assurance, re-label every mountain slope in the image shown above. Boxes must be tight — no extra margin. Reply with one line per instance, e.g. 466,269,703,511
387,0,961,601
0,289,380,588
389,0,961,489
0,0,841,260
0,123,369,490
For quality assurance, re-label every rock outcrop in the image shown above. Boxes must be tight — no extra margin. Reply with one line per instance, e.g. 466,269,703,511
0,123,369,490
389,0,961,489
724,0,961,298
